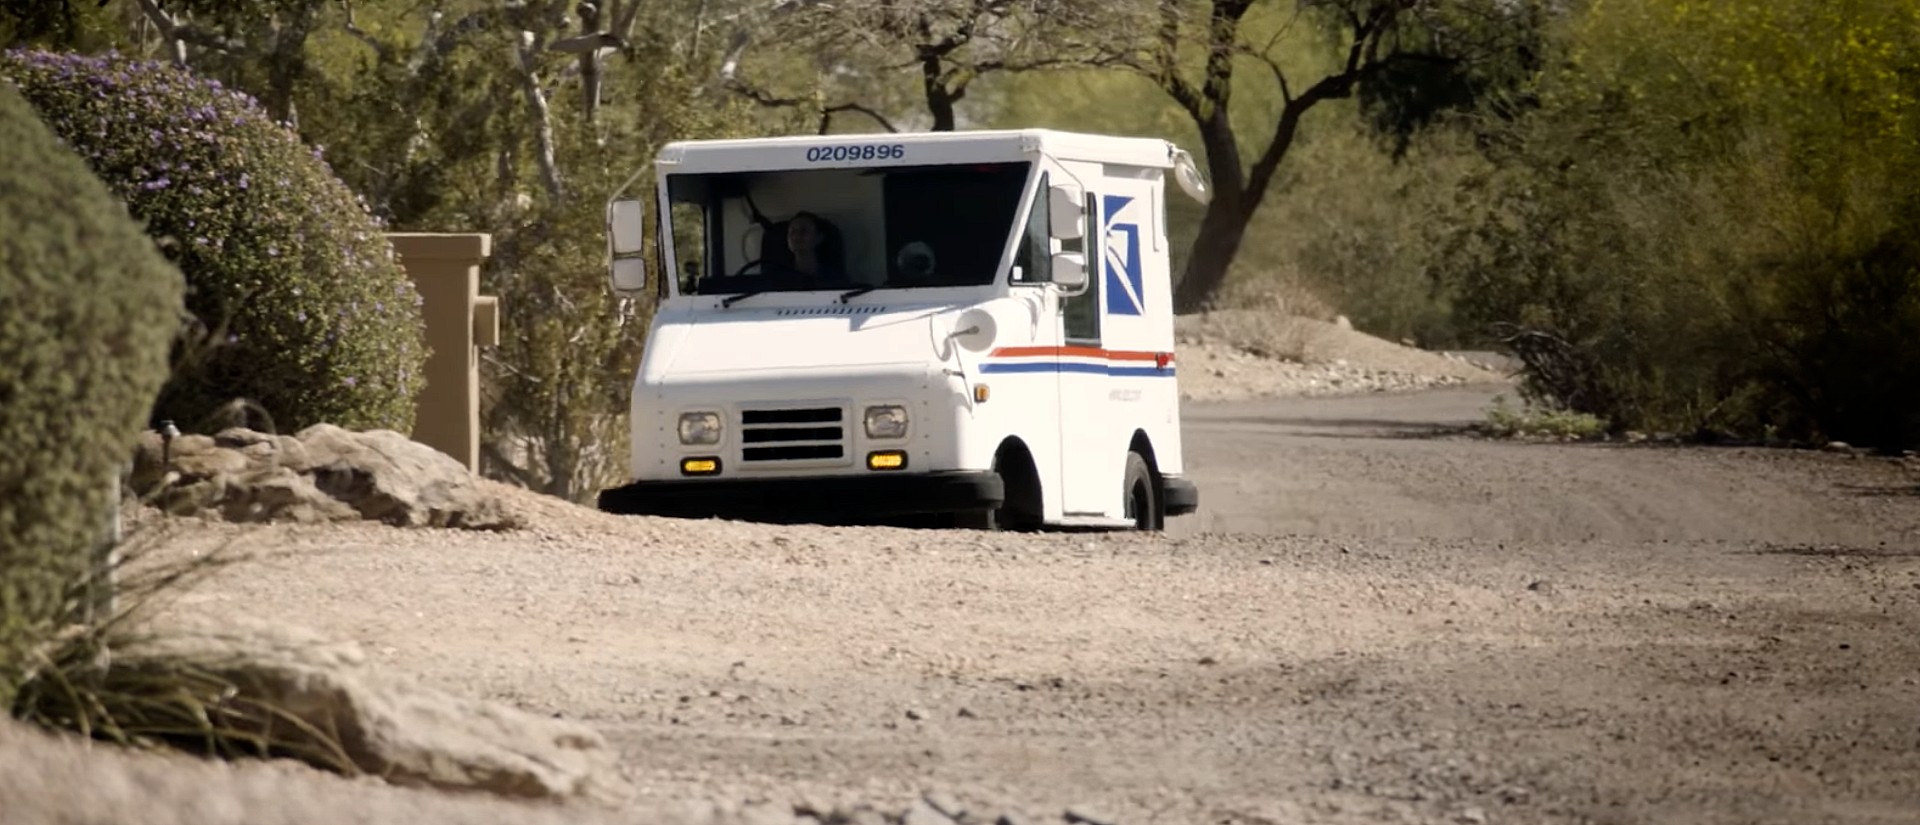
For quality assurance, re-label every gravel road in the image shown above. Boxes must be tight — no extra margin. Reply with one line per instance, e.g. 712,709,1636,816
7,386,1920,825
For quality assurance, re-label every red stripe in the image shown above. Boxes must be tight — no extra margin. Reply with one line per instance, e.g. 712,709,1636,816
988,346,1175,363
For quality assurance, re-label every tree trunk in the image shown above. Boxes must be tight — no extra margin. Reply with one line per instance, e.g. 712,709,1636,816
1174,198,1252,313
263,5,317,126
1171,106,1253,314
922,56,957,131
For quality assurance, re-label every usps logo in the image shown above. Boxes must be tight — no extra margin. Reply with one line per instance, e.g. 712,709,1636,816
1102,194,1145,316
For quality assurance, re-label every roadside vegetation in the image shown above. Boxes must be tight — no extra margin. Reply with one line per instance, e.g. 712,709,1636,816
1480,395,1608,442
0,80,340,766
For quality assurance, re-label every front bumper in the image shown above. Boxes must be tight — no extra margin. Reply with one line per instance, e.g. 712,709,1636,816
1163,477,1199,516
597,471,1004,524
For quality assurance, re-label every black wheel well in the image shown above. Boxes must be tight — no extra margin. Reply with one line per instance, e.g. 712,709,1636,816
994,437,1042,522
1128,430,1161,485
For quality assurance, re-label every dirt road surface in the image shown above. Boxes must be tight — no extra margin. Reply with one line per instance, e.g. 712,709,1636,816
8,386,1920,825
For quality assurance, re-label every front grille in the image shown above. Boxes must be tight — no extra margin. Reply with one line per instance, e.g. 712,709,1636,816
739,406,845,463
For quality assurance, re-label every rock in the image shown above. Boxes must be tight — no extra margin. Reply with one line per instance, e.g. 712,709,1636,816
905,798,959,825
1823,441,1853,453
123,620,628,804
294,425,511,528
845,809,890,825
1334,315,1353,330
130,426,514,530
1064,806,1117,825
905,707,926,721
1457,806,1488,824
924,791,967,820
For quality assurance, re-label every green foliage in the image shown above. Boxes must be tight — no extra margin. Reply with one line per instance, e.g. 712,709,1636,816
1,49,427,434
1435,0,1920,449
0,0,130,51
1482,394,1608,440
0,81,182,709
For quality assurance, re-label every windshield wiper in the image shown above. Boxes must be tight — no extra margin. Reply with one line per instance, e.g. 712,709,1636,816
720,290,765,308
838,285,879,304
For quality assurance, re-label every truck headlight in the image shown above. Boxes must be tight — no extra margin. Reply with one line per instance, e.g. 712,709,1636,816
863,405,909,439
677,412,723,445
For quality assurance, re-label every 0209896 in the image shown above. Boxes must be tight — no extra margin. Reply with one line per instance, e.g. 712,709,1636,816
804,144,906,162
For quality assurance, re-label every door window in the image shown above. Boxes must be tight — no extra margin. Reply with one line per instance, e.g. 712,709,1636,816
1062,192,1101,344
1012,172,1050,284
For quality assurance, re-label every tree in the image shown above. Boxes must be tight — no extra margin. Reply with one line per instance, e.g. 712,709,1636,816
1104,0,1537,312
718,0,1113,133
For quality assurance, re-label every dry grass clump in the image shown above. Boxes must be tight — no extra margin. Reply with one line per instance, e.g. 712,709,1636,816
10,522,358,777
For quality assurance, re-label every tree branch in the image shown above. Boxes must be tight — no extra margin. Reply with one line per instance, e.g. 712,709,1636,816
1152,0,1205,121
823,102,900,133
131,0,239,64
511,30,565,202
1244,7,1396,200
337,0,393,63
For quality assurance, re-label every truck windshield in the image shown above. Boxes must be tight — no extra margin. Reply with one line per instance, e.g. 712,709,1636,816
665,162,1031,297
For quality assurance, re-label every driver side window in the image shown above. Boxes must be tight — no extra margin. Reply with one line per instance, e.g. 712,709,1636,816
1012,172,1049,284
671,200,707,293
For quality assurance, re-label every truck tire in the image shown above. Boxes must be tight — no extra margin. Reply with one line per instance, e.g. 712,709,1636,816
1123,450,1159,531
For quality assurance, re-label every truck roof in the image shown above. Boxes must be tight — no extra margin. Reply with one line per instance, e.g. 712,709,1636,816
656,128,1178,175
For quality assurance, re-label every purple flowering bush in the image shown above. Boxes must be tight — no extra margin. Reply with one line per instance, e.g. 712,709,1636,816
0,49,426,433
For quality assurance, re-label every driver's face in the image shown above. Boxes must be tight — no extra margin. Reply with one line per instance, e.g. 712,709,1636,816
787,217,819,253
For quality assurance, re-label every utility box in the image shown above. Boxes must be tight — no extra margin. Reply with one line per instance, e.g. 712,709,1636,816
389,233,497,472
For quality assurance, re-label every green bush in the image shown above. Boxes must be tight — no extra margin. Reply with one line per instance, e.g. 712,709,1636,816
1482,395,1608,441
0,81,182,709
0,49,426,434
1433,0,1920,450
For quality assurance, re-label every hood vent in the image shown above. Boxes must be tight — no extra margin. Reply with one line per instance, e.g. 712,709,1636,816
773,305,889,317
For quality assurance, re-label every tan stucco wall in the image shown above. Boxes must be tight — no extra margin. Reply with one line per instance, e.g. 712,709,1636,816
389,233,495,472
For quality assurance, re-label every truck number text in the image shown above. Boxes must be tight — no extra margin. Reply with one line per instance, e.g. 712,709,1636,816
805,144,906,163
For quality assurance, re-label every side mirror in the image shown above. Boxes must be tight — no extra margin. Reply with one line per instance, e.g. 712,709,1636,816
607,198,648,293
612,258,647,292
609,198,646,254
1050,251,1087,291
1171,148,1212,206
1048,183,1084,241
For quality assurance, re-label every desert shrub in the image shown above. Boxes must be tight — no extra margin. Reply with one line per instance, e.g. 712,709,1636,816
0,81,182,709
1434,0,1920,449
1482,395,1608,440
0,49,426,434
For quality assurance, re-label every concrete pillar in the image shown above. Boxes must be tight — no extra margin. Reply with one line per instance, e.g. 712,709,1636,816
388,233,498,473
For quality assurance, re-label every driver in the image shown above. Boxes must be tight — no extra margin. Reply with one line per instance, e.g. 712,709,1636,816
784,211,841,280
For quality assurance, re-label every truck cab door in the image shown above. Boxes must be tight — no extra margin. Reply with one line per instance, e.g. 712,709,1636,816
1056,187,1112,517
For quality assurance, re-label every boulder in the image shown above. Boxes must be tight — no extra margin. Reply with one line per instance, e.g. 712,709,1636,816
122,620,630,805
130,426,514,530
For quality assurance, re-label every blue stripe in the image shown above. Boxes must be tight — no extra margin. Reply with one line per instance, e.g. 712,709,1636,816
978,362,1176,377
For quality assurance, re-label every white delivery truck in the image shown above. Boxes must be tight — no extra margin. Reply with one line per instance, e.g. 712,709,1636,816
595,128,1210,530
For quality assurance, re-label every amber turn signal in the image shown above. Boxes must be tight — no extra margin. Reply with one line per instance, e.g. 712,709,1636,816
866,450,907,471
